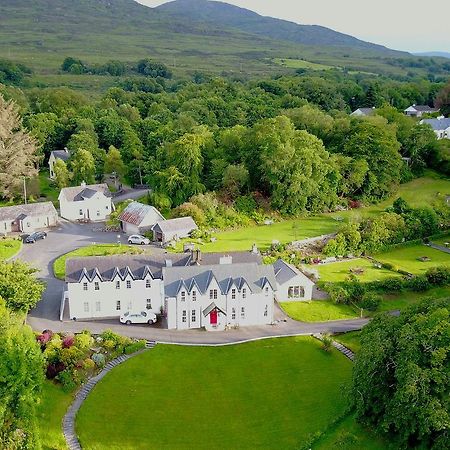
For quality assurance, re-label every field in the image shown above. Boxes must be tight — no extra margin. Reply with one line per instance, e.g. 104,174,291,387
307,258,401,283
0,238,22,260
37,381,73,450
376,243,450,274
187,216,340,253
76,337,352,450
53,244,144,279
273,58,335,70
379,286,450,312
280,300,358,322
334,331,362,353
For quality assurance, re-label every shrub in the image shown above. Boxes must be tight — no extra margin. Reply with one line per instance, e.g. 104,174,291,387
321,334,333,352
376,277,405,293
172,202,205,226
407,275,431,292
124,340,146,355
62,335,75,348
36,329,54,346
82,358,95,371
74,332,93,351
91,353,106,368
358,293,381,311
425,266,450,286
234,195,257,214
46,362,65,379
57,369,78,393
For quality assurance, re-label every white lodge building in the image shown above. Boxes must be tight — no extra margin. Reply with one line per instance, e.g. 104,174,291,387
65,251,309,331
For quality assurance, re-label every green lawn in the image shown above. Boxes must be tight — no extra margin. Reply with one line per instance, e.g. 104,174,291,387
53,244,144,279
37,381,73,450
280,300,359,322
307,258,401,283
379,286,450,312
188,216,340,253
431,232,450,247
0,238,22,260
376,244,450,274
76,338,352,450
334,331,362,354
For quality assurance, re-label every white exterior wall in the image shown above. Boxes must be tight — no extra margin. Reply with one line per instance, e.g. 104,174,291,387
276,274,314,302
121,222,141,235
0,213,57,234
60,193,112,222
67,275,164,320
49,154,57,179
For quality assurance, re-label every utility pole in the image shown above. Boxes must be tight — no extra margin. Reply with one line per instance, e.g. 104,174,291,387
23,177,27,204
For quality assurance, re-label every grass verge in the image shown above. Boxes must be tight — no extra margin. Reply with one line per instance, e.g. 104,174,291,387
280,300,359,322
0,238,22,260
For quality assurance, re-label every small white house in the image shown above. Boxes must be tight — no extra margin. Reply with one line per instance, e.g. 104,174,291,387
404,105,440,118
119,202,165,235
421,117,450,140
0,202,58,234
350,107,375,117
49,149,71,179
152,217,198,243
273,259,315,302
59,183,113,222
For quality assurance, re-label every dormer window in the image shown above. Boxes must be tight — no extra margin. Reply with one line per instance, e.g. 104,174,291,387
209,289,218,300
126,280,131,289
192,290,197,301
83,282,88,291
94,282,99,291
231,289,236,299
242,288,247,299
146,279,151,289
265,287,269,296
181,291,186,301
116,280,120,289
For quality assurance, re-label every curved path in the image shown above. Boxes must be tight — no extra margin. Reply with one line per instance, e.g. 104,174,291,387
16,221,369,344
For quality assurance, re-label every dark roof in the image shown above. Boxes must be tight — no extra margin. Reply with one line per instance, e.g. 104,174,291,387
51,149,70,162
421,118,450,131
119,202,165,226
352,107,375,116
273,259,315,286
65,254,191,283
197,251,262,266
59,184,111,202
152,217,197,233
163,263,276,297
0,202,57,222
407,105,440,112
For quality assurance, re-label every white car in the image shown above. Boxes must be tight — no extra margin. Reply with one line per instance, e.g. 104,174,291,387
128,234,150,245
120,311,157,325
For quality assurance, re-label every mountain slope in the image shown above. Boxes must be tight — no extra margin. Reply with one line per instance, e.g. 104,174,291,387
415,52,450,59
156,0,398,53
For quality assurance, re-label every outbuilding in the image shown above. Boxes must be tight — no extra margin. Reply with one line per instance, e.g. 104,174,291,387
152,217,198,243
0,202,58,234
49,149,71,179
273,259,315,301
119,201,165,235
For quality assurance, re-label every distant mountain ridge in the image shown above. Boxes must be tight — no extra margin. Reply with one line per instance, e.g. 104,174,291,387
415,52,450,59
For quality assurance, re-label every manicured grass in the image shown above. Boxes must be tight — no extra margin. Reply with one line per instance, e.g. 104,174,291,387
76,338,352,450
307,258,401,283
0,238,22,260
334,331,362,354
379,286,450,312
315,413,387,450
37,381,73,450
280,300,359,322
376,244,450,274
189,216,340,253
53,244,144,279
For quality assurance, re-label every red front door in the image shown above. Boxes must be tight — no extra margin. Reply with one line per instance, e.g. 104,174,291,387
210,309,218,325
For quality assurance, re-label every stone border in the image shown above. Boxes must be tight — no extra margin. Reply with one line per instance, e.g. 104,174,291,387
62,341,156,450
313,333,355,361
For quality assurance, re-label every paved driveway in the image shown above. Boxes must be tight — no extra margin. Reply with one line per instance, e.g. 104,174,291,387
16,220,369,344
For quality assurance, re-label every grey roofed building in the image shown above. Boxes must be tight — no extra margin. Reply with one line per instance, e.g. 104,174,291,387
50,149,71,162
163,262,277,298
65,253,192,283
350,107,375,117
152,216,198,243
0,202,57,222
407,105,439,112
190,249,262,266
119,202,164,226
273,259,302,285
421,117,450,131
59,183,111,202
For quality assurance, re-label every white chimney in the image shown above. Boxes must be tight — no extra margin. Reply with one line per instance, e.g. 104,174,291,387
81,181,86,188
219,256,233,265
165,259,173,267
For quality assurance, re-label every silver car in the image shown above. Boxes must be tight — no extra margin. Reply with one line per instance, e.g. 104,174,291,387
127,234,150,245
120,311,157,325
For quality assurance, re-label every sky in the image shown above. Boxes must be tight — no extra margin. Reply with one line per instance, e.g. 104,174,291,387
137,0,450,53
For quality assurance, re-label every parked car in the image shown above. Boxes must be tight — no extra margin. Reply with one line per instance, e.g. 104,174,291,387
25,231,47,244
120,311,157,325
128,234,150,245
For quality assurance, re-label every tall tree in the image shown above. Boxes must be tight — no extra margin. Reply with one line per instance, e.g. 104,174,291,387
104,145,126,188
53,158,71,189
70,148,95,185
0,95,38,199
435,79,450,117
0,297,44,449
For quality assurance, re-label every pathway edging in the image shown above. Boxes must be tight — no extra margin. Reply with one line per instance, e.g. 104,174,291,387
62,341,156,450
313,333,355,361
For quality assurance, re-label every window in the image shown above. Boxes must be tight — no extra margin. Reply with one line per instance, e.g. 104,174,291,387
192,290,197,301
116,301,121,311
96,301,101,312
191,310,196,322
209,289,218,300
146,279,151,288
94,282,99,291
242,288,247,299
182,310,187,323
106,205,109,210
79,209,83,216
116,280,120,289
288,286,305,299
96,211,100,217
83,282,88,291
265,287,269,296
264,305,268,317
241,307,245,319
181,291,186,301
231,308,236,320
146,299,152,310
126,280,131,289
231,289,236,299
83,302,89,313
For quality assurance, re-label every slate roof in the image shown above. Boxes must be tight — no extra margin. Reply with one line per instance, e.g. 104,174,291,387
198,251,262,266
50,149,70,162
273,259,315,286
152,216,197,233
163,262,276,298
119,202,165,226
351,107,375,116
0,202,57,222
65,254,192,283
422,118,450,131
59,184,111,202
406,105,440,112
